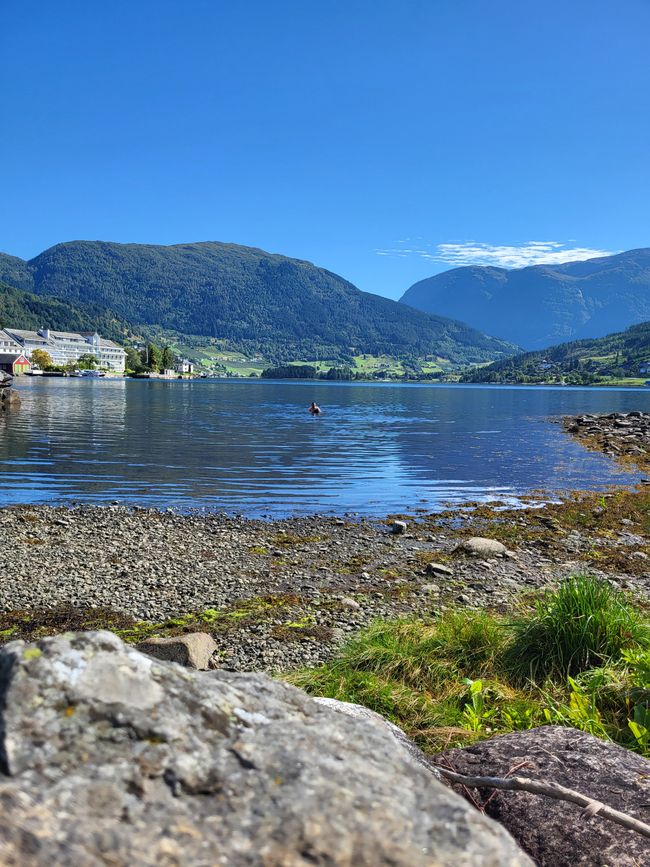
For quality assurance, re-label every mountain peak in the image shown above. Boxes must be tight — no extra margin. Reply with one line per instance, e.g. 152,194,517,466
400,248,650,349
0,240,518,366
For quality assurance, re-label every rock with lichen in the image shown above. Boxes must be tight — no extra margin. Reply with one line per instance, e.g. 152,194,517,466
0,631,532,866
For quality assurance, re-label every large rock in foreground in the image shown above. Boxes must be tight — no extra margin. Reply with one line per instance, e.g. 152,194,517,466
0,632,530,866
442,726,650,866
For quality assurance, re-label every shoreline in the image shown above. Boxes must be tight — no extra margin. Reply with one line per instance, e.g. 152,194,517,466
1,411,648,672
16,373,650,388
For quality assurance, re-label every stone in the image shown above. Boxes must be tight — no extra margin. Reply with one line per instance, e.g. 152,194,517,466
390,520,408,534
0,387,21,409
136,631,218,669
457,537,508,557
314,696,443,779
0,632,532,866
339,596,361,610
441,726,650,866
425,562,454,577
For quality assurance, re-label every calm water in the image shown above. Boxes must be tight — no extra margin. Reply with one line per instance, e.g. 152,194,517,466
1,378,649,516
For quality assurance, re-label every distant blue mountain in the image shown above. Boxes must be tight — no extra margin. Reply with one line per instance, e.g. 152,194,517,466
400,248,650,349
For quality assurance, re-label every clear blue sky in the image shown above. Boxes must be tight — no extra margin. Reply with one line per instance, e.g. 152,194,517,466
2,0,649,299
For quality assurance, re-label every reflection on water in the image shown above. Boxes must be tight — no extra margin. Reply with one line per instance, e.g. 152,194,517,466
1,378,648,516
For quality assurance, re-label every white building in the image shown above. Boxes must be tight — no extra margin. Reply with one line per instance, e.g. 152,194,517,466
78,332,125,370
40,330,93,366
4,329,55,359
0,330,22,355
175,358,194,374
4,328,127,372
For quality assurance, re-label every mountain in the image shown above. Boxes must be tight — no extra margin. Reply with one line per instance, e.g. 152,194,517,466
461,320,650,386
0,281,127,342
400,249,650,350
0,241,518,364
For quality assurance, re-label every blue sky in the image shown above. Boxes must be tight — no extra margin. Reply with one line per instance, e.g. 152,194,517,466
2,0,650,299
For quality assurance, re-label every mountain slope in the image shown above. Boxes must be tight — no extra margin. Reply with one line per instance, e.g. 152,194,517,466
400,249,650,350
461,320,650,385
0,281,127,342
0,241,518,364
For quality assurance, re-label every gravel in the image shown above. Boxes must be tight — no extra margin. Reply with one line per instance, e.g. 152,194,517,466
1,499,647,672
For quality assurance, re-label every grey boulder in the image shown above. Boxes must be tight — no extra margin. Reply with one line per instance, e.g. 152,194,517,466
441,726,650,866
313,696,443,779
0,631,532,866
457,537,508,557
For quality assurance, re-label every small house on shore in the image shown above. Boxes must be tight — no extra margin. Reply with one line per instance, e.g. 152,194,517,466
175,358,194,374
0,353,31,375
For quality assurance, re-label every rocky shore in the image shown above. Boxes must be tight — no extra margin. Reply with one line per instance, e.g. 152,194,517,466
1,486,648,671
0,410,647,671
564,410,650,470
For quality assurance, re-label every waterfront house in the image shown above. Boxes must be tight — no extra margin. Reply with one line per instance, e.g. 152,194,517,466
0,353,31,375
175,358,194,374
640,362,650,375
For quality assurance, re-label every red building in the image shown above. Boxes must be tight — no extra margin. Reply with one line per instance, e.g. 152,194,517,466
0,353,31,375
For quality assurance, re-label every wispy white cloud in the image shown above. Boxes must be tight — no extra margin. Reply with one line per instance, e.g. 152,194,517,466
375,240,618,269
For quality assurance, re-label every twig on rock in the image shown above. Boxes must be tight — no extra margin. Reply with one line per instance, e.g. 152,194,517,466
434,766,650,840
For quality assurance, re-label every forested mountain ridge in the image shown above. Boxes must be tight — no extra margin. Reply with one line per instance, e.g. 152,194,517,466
400,248,650,350
0,241,518,364
0,280,127,342
461,320,650,385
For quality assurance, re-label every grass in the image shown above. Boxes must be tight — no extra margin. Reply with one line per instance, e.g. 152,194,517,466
505,575,650,682
287,576,650,756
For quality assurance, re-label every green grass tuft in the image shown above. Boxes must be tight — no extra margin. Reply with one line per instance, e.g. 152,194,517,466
504,575,649,683
286,577,650,756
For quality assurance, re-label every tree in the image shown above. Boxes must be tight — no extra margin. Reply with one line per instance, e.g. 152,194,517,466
77,353,98,370
125,347,144,372
31,349,53,370
161,346,176,370
147,343,162,372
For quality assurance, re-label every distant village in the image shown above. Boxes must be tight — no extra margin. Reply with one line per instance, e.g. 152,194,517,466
0,328,194,377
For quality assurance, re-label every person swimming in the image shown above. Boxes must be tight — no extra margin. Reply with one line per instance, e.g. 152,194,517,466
308,401,321,415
